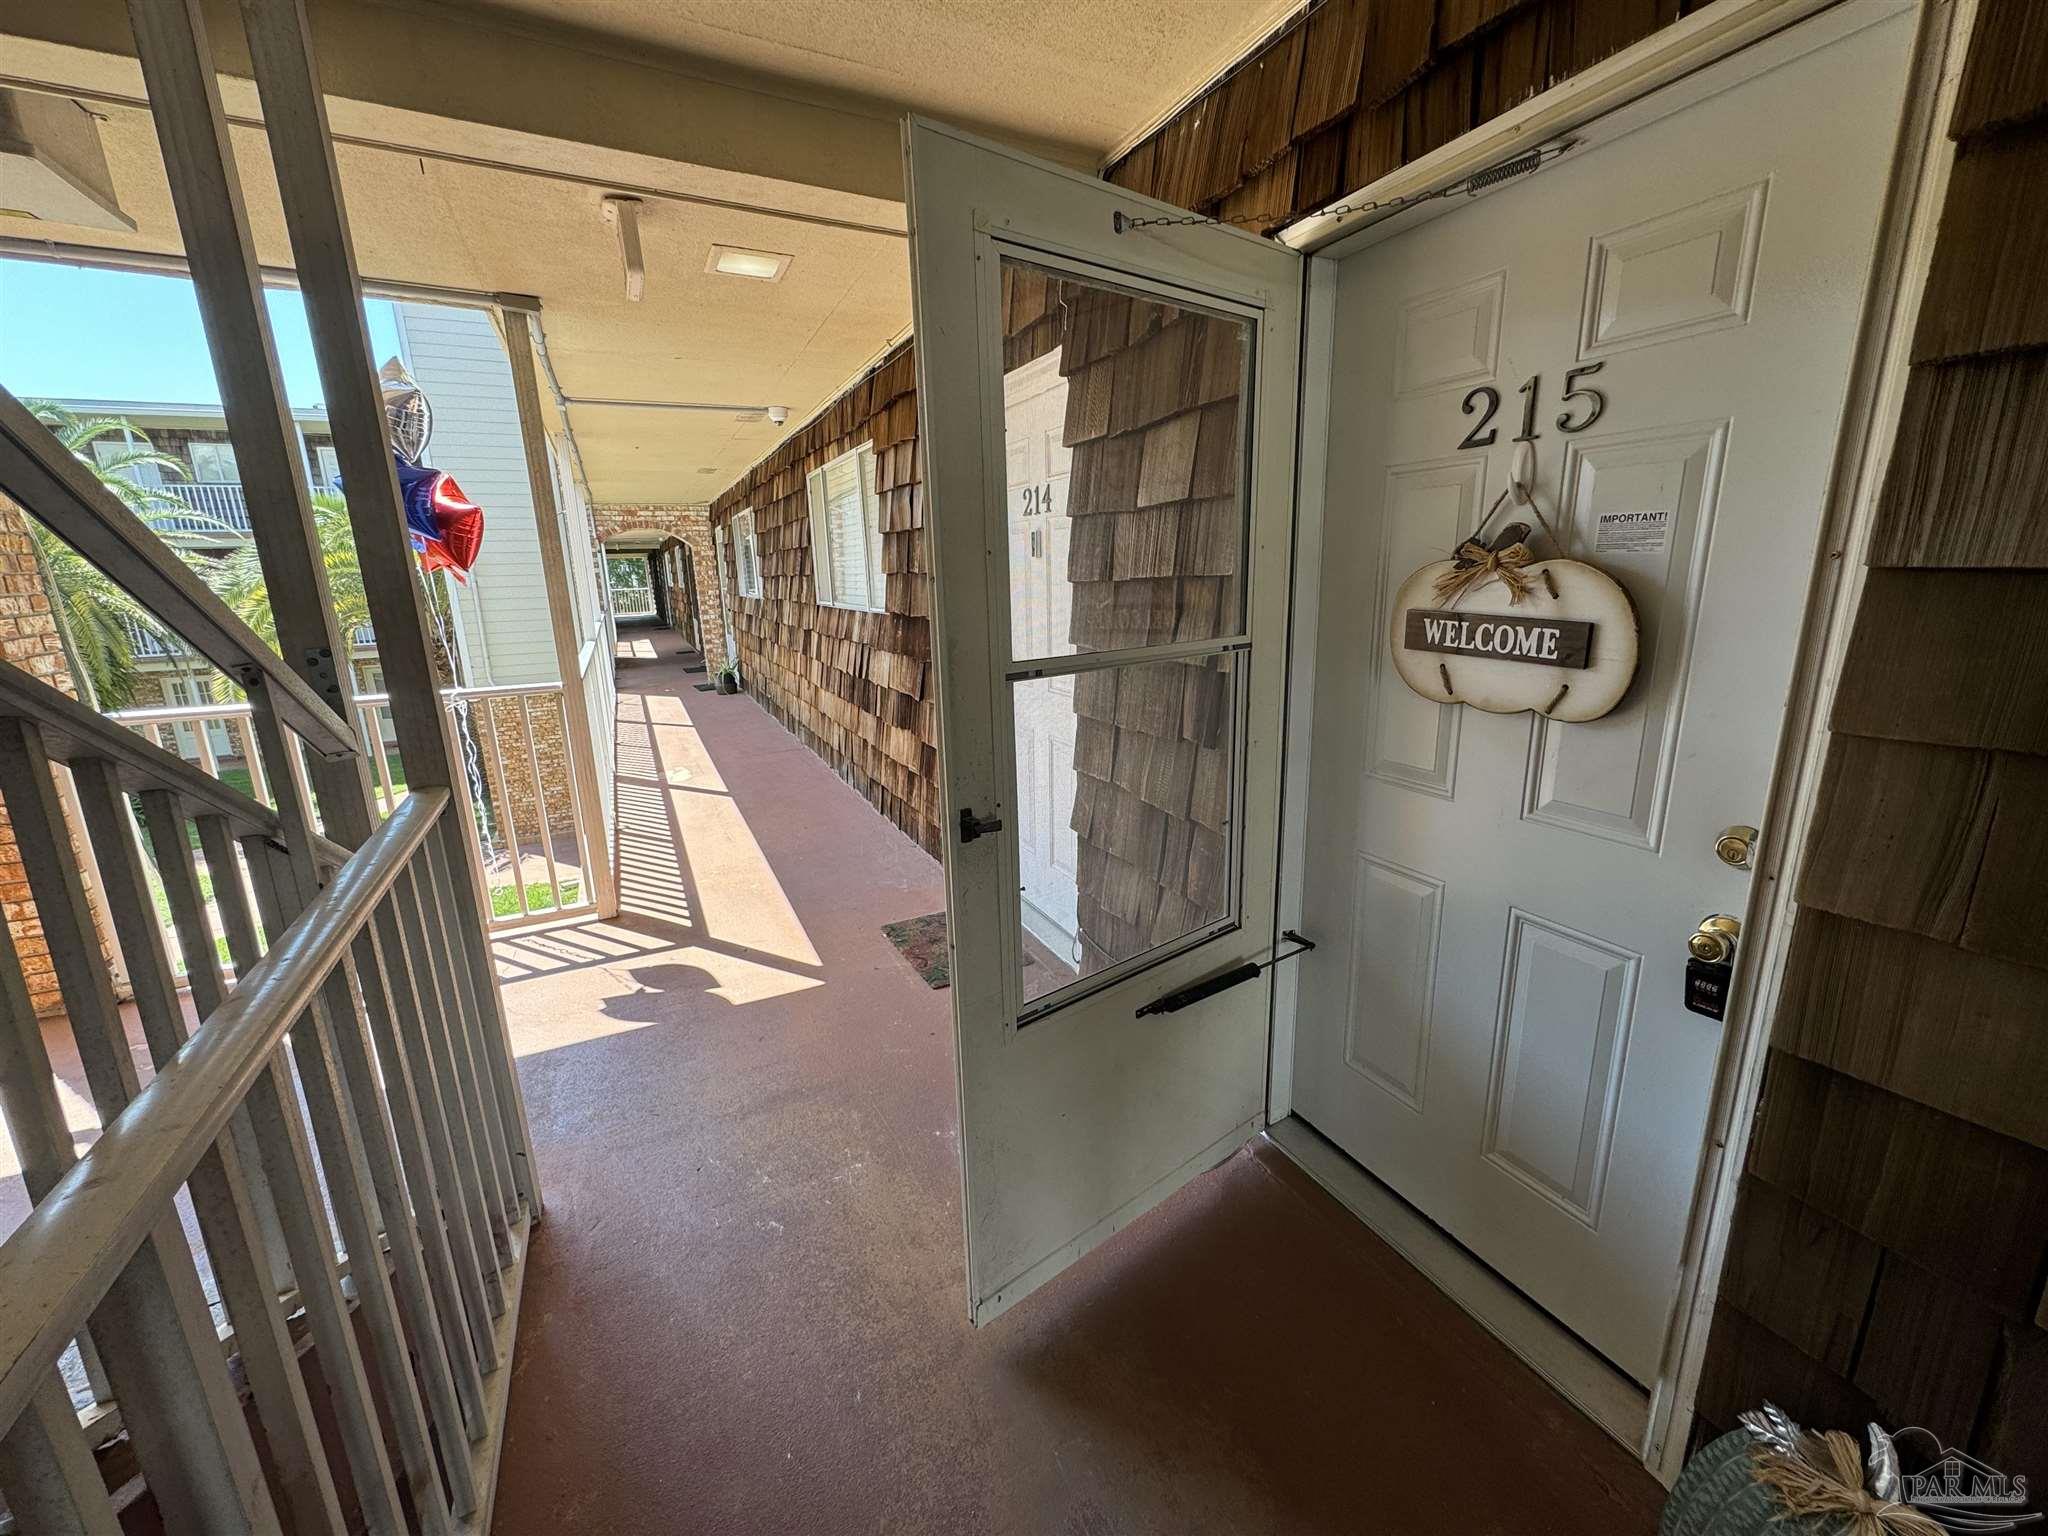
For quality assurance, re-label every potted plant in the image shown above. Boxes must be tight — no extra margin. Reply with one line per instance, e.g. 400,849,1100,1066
715,665,741,695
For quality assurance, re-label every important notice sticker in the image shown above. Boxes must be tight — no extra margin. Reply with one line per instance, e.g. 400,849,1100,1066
1595,508,1674,554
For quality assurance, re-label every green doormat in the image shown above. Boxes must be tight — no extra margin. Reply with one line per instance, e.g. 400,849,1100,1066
883,912,952,989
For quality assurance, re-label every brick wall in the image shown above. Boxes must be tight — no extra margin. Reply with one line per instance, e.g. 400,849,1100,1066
0,494,85,1015
591,504,726,667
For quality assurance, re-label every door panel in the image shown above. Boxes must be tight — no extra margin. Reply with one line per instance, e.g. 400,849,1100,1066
906,119,1302,1324
1291,12,1913,1385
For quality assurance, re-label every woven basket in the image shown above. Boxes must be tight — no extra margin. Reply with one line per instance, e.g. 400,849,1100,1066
1661,1432,1860,1536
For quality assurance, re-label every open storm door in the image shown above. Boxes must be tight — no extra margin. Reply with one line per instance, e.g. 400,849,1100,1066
905,118,1304,1324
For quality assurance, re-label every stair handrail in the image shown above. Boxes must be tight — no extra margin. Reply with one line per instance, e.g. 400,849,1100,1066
0,385,359,761
0,783,449,1431
0,659,280,837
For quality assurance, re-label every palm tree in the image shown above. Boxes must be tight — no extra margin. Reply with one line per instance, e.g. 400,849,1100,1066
193,489,371,649
24,402,199,708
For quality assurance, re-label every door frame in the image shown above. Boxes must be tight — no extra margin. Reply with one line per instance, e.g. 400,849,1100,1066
1262,0,1968,1483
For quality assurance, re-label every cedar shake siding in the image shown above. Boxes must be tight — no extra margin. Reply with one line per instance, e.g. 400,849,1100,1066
1692,0,2048,1493
1104,0,1707,236
707,346,941,856
1001,266,1245,979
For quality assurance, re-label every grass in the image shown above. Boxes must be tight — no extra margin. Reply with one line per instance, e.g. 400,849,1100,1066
488,878,582,918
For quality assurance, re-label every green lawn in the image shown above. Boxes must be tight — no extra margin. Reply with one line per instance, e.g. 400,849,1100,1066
488,878,582,918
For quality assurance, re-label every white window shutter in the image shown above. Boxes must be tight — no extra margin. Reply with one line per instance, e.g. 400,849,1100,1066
806,466,836,607
860,446,886,610
824,454,868,608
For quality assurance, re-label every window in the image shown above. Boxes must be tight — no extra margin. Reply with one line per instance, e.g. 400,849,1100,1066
189,440,240,483
89,437,163,488
731,509,761,599
313,443,341,490
804,444,885,612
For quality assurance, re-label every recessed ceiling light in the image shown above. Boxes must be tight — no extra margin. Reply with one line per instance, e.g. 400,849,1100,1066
706,244,792,282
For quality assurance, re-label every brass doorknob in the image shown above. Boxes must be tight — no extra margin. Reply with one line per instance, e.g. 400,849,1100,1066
1688,914,1741,964
1714,825,1759,871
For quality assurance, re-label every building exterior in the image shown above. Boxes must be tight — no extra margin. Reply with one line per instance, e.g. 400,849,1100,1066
60,298,560,712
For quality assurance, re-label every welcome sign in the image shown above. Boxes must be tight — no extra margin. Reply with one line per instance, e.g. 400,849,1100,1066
1402,608,1593,670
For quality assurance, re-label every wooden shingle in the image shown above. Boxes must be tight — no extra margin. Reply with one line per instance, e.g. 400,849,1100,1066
1833,569,2048,754
1403,51,1478,160
1441,0,1541,49
1694,1303,1883,1447
1562,0,1679,77
1343,95,1407,191
1778,910,2048,1151
1361,0,1439,108
1296,121,1352,215
1852,1256,2006,1448
1135,412,1201,507
1475,0,1561,119
1105,138,1157,198
1189,70,1260,209
1748,1052,2048,1318
1869,355,2048,569
1238,24,1308,180
1109,508,1182,580
1951,0,2048,141
1291,0,1372,138
1717,1176,1879,1376
1912,123,2048,363
1797,735,1994,942
1217,148,1302,237
1962,752,2048,969
1976,1325,2048,1497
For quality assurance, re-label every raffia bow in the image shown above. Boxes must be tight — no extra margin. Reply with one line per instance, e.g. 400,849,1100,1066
1434,538,1537,607
1750,1432,1946,1536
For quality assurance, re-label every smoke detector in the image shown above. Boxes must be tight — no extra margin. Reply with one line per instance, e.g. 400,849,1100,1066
0,90,134,232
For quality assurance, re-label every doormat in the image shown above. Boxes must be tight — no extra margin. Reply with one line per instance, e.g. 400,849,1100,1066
693,683,718,692
684,664,707,674
882,912,1035,989
883,912,952,989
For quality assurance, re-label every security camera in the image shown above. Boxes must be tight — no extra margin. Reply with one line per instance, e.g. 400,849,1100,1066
766,404,789,425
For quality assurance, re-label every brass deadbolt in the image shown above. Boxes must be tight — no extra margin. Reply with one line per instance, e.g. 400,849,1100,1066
1715,824,1759,871
1688,914,1741,965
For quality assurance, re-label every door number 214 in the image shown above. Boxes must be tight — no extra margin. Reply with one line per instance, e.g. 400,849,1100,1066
1458,362,1607,450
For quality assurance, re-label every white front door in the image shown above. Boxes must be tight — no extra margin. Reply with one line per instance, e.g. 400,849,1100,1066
1003,350,1082,965
907,118,1303,1324
1291,11,1913,1386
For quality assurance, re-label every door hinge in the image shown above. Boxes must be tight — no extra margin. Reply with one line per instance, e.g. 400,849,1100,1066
959,807,1004,844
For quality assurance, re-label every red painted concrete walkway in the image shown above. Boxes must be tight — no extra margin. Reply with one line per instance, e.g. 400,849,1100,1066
490,643,1665,1535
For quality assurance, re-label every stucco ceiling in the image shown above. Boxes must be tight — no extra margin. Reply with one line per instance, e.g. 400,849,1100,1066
0,98,910,503
411,0,1302,168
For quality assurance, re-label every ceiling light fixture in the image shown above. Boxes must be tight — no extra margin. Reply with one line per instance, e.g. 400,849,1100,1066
602,194,644,302
563,396,791,424
706,244,792,282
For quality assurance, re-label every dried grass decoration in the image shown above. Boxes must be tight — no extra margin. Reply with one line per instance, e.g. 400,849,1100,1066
1388,489,1638,722
1740,1406,1946,1536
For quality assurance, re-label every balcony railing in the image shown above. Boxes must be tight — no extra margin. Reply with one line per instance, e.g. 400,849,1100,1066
153,481,254,536
108,681,596,938
610,582,657,619
121,618,376,661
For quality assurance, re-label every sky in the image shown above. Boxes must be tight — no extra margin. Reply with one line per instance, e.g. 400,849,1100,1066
0,257,406,411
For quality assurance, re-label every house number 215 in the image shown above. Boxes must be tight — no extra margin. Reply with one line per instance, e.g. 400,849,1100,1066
1458,362,1607,450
